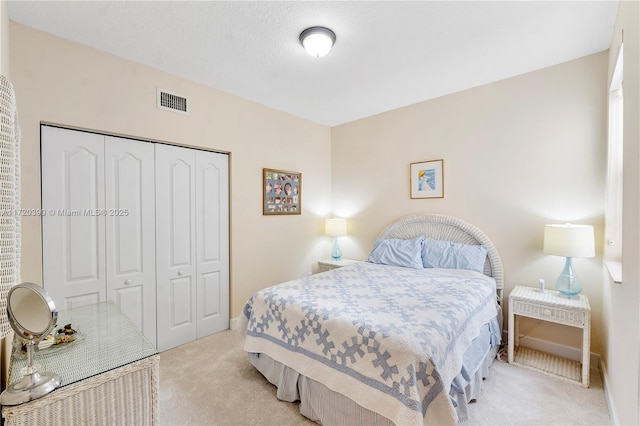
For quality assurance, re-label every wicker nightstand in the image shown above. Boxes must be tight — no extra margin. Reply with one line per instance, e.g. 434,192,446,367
317,259,359,273
508,285,591,387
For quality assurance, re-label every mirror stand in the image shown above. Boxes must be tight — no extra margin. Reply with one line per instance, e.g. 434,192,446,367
1,340,61,405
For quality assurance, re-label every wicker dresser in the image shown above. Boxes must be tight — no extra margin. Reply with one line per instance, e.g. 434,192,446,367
508,285,591,387
2,302,159,426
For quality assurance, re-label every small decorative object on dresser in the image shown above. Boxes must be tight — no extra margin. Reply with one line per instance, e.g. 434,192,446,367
508,285,591,387
317,258,359,273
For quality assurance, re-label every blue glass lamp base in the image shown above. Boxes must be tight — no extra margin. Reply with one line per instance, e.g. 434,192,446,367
556,257,582,297
331,237,342,260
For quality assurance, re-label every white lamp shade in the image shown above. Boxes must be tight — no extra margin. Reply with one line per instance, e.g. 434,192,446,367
543,224,595,258
300,27,336,58
325,218,347,237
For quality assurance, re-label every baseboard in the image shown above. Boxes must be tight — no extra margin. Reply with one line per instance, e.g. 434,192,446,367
600,360,619,426
502,330,600,369
230,316,239,333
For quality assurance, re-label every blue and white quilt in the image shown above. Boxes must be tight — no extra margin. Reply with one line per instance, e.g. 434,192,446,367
238,262,499,425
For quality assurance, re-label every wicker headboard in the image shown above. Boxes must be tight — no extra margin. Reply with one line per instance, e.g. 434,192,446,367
378,213,504,303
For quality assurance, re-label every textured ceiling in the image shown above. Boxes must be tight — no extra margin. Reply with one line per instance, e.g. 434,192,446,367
8,1,619,126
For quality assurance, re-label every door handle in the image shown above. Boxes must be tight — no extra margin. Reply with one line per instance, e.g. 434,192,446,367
124,279,132,285
177,270,184,276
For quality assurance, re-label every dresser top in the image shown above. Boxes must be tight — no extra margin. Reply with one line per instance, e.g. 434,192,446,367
9,302,158,388
510,285,590,311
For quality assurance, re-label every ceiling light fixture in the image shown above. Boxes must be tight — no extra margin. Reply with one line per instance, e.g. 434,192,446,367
300,26,336,58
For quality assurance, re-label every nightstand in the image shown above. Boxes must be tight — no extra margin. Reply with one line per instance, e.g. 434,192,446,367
317,259,359,273
508,285,591,387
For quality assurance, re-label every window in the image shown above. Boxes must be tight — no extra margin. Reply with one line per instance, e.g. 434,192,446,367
604,43,623,282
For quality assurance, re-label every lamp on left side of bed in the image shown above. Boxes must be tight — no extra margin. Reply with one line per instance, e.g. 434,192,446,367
325,218,347,260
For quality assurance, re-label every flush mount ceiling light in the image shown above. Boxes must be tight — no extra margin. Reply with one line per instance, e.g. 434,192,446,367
299,26,336,58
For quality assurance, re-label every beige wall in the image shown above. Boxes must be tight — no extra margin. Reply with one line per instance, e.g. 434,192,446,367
602,1,640,424
9,22,332,319
1,1,8,75
331,52,608,354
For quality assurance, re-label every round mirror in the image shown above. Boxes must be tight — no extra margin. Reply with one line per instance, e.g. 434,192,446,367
7,283,57,340
0,283,61,405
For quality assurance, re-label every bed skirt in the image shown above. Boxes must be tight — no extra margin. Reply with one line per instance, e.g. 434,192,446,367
248,332,499,425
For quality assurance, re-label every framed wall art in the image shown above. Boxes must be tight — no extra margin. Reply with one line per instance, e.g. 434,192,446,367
410,159,444,199
263,168,301,215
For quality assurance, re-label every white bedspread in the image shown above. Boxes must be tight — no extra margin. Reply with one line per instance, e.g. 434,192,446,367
238,262,498,425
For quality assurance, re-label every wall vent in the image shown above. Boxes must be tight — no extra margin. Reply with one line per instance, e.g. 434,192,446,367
157,88,189,115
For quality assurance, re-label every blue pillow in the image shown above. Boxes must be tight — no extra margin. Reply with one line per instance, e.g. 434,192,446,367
367,237,424,269
422,239,487,273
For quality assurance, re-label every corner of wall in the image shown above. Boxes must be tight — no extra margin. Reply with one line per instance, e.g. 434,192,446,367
601,0,640,424
0,0,10,76
600,359,620,426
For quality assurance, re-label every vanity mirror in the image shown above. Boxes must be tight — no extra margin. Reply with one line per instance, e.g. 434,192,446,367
0,283,61,405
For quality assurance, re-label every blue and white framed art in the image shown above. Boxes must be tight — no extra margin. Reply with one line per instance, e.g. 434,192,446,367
410,159,444,199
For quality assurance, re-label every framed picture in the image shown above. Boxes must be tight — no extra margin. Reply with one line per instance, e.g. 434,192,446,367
410,159,444,199
263,168,302,215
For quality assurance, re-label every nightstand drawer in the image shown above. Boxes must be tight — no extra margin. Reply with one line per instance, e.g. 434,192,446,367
512,300,586,327
317,263,335,273
317,259,359,273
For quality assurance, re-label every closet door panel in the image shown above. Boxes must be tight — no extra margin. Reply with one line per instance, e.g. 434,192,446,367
156,144,197,351
105,136,156,345
170,276,193,325
42,126,106,310
169,161,192,267
196,151,229,337
202,272,221,316
115,286,144,326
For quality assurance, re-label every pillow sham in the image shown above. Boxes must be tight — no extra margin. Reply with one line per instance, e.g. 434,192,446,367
422,239,487,273
366,237,424,269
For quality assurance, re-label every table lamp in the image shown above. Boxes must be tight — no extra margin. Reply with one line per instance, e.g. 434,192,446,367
325,218,347,260
543,223,595,297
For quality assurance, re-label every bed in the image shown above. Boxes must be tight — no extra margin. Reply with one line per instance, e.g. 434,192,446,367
238,213,504,425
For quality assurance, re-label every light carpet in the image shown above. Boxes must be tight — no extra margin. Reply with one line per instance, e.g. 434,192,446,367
158,330,610,426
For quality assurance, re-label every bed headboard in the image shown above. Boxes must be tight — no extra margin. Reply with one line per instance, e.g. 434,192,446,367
378,213,504,303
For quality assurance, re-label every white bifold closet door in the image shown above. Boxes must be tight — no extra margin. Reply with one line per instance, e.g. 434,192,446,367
42,126,229,351
155,144,229,351
42,126,157,345
42,127,107,308
104,136,156,346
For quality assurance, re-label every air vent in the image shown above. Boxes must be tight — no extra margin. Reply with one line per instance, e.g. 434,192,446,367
157,88,189,115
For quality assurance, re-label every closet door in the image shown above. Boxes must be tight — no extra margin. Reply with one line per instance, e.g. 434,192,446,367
155,144,197,351
105,136,157,346
196,151,229,337
42,126,106,309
